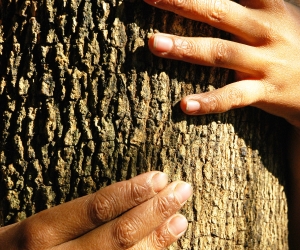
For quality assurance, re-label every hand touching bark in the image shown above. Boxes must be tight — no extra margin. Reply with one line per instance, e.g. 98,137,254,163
146,0,300,247
0,172,192,250
147,0,300,128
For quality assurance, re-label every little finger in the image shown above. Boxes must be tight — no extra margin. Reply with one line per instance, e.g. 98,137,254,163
180,80,264,115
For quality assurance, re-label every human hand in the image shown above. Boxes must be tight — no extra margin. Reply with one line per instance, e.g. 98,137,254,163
0,172,192,250
147,0,300,128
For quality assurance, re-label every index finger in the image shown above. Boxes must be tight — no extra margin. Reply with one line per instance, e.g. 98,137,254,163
144,0,266,43
14,171,169,249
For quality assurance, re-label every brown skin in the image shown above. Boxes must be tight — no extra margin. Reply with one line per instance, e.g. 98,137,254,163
148,1,300,128
0,172,192,249
146,0,300,247
1,0,300,249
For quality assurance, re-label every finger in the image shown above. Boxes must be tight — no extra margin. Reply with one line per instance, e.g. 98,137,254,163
61,181,193,250
14,171,169,249
180,80,264,115
144,0,265,42
149,34,263,74
239,0,285,10
130,214,188,250
0,224,21,250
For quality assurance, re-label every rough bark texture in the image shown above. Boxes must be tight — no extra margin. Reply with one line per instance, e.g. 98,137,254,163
0,0,289,249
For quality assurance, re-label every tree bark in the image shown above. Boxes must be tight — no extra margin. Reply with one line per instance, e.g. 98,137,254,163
0,0,289,249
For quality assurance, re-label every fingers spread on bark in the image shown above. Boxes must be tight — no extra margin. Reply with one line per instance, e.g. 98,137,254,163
109,182,191,249
88,172,168,226
61,181,192,250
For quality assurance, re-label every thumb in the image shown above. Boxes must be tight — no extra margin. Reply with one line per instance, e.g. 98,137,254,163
180,80,263,115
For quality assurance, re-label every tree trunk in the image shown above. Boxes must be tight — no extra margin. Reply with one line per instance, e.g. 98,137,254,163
0,0,289,249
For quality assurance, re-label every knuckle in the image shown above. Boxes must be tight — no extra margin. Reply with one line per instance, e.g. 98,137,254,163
211,40,229,66
153,227,172,248
263,81,277,99
206,0,229,22
17,222,48,250
205,94,220,113
204,87,244,113
225,87,243,108
89,180,152,226
113,218,140,249
155,195,179,219
89,192,115,224
258,20,277,43
129,181,149,204
174,38,197,58
168,0,188,12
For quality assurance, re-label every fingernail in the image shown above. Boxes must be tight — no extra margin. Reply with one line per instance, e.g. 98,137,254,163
174,182,193,204
186,100,200,113
168,215,188,237
153,35,173,52
152,172,168,193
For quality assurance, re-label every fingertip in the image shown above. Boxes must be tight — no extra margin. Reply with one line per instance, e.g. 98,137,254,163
148,35,155,49
168,215,188,237
180,97,187,112
174,182,193,205
180,97,201,115
186,100,201,113
152,172,169,193
148,34,173,53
